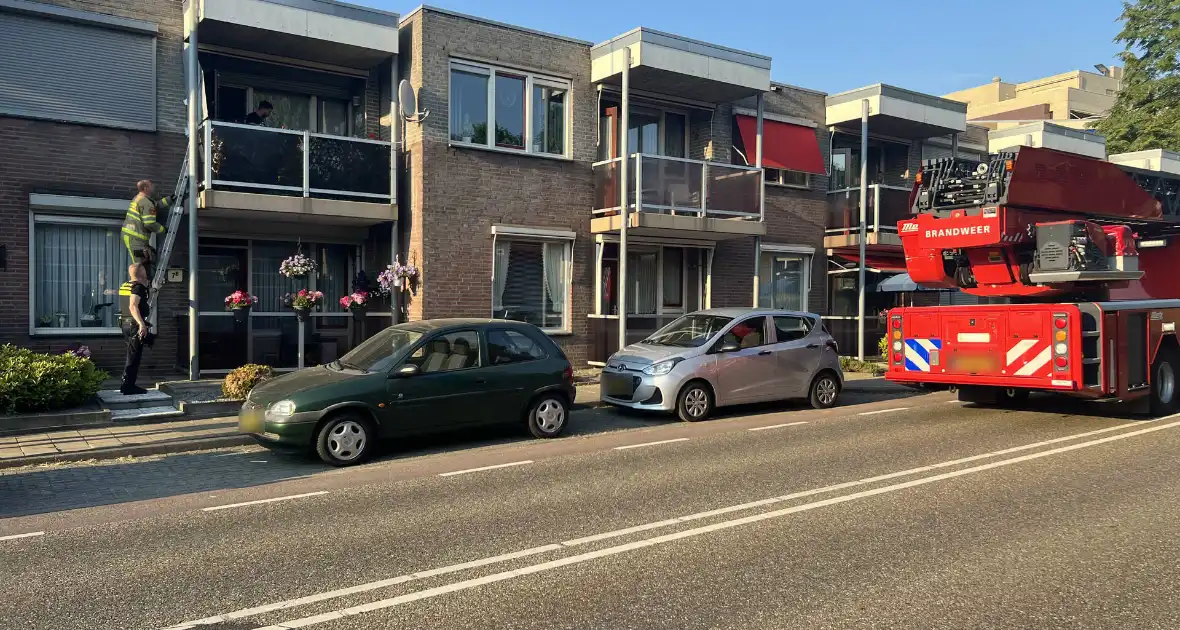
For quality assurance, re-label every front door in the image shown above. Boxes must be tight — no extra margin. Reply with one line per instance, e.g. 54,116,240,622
770,315,823,398
715,316,779,404
384,329,495,435
197,245,249,371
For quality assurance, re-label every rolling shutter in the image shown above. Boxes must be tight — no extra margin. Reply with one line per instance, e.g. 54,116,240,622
0,11,156,130
923,142,984,163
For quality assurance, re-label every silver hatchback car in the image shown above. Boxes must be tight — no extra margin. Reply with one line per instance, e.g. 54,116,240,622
600,308,844,421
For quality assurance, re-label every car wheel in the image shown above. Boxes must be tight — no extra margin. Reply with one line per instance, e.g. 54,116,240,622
315,413,375,467
527,394,568,438
809,372,840,409
677,381,713,422
1150,348,1178,417
997,388,1030,407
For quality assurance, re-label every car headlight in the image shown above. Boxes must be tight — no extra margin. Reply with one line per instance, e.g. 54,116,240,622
643,358,682,376
269,400,297,417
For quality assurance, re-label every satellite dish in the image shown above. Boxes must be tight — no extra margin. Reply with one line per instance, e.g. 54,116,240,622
398,80,429,122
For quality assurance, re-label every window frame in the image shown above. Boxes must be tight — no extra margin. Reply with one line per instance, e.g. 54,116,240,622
758,244,814,313
713,315,772,352
409,329,484,374
764,168,811,190
485,327,549,366
490,227,575,335
29,212,126,337
449,59,572,159
772,314,814,343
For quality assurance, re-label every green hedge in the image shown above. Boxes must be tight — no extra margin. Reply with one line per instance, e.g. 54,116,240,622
0,344,108,414
222,364,275,400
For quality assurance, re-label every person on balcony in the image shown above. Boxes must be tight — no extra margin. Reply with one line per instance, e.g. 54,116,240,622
244,100,273,125
122,180,169,276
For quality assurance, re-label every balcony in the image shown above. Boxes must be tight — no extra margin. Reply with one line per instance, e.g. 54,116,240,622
827,84,967,140
591,154,766,239
197,121,394,225
824,184,912,249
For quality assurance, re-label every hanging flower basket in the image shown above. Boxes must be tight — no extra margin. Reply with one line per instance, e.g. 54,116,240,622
377,256,421,298
225,290,258,324
279,253,317,279
283,289,323,323
340,291,370,322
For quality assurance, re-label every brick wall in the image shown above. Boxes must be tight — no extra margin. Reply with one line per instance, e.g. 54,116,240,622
402,9,596,363
0,0,187,375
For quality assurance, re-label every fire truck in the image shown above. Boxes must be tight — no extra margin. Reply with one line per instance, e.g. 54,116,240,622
885,145,1180,415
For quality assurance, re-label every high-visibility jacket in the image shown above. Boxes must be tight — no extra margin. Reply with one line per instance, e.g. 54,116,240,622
122,193,167,243
118,281,150,325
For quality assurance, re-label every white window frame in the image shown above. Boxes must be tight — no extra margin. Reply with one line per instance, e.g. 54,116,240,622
764,168,811,190
489,225,575,335
758,243,814,313
29,213,125,337
449,59,572,159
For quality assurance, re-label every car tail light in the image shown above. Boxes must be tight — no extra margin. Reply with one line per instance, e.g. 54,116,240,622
562,364,573,382
826,339,839,351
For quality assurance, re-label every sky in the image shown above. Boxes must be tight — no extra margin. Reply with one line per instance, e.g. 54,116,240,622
364,0,1126,96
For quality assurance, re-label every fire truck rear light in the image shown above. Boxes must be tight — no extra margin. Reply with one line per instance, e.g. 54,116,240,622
1054,318,1067,330
915,172,923,184
893,353,902,363
1054,356,1068,368
1054,342,1067,355
892,341,902,352
892,330,902,340
1055,330,1067,342
1004,159,1014,172
892,318,901,329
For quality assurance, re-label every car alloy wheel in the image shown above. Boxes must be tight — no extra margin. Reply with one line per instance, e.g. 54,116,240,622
535,399,566,434
811,375,839,409
684,389,709,418
327,420,366,462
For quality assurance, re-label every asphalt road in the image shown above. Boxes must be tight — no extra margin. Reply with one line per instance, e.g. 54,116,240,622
2,387,1179,630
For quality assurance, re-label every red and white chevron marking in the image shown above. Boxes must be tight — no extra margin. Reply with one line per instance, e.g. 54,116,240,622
1006,339,1052,377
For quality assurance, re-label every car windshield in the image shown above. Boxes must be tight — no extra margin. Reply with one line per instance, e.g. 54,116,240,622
333,326,424,373
642,314,734,348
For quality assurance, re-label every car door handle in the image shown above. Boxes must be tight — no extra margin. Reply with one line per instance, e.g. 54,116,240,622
474,378,487,384
758,350,772,356
806,343,820,349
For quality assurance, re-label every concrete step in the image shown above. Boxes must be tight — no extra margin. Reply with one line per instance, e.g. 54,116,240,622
97,389,175,411
110,405,185,422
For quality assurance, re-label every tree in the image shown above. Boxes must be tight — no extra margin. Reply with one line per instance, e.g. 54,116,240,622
1093,0,1180,154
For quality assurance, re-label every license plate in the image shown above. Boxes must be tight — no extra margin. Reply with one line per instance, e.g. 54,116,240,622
238,408,265,434
949,354,998,373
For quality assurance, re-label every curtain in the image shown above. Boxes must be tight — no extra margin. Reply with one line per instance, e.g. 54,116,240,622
251,242,301,312
34,220,124,329
318,244,351,312
493,241,510,312
629,252,658,314
543,242,566,326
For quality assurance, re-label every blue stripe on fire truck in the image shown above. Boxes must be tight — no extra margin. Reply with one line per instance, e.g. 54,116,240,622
904,338,942,372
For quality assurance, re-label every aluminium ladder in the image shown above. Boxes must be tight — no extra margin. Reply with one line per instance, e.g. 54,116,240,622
145,155,190,324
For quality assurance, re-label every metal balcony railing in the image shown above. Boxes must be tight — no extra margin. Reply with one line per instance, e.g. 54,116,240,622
825,184,912,235
592,154,763,220
197,121,393,202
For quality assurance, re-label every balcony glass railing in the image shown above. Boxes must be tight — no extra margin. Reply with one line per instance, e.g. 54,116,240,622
825,185,912,234
198,121,393,201
592,154,762,220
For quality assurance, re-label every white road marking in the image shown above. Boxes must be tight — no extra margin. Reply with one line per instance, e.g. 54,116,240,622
438,461,534,477
0,531,44,542
257,419,1180,629
858,407,911,416
201,491,329,512
166,418,1166,630
159,545,563,629
613,438,690,451
748,421,809,432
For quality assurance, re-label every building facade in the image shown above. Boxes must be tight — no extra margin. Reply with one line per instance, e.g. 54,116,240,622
944,67,1123,131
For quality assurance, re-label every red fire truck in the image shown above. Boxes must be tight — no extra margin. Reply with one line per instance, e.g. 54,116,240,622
885,145,1180,415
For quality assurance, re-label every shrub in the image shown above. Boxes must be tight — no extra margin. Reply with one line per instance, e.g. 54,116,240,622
222,364,274,400
878,334,890,358
0,344,108,414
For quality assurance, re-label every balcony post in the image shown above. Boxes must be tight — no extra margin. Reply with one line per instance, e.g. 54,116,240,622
753,93,764,306
951,132,959,159
302,132,311,198
873,185,881,234
185,1,200,380
203,122,212,188
857,98,869,361
390,55,401,323
617,46,630,351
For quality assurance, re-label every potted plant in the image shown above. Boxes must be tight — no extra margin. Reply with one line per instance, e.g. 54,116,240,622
279,252,317,279
283,289,323,322
55,312,68,328
225,290,258,324
377,256,422,298
339,291,370,322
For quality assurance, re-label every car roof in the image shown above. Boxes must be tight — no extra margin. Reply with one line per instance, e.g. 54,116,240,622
395,318,538,333
693,307,818,319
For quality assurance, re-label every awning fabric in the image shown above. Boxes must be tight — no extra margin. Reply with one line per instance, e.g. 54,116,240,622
830,250,908,273
735,115,826,175
875,273,945,292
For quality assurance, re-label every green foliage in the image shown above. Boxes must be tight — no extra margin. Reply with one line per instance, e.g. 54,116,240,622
1092,0,1180,153
878,334,890,358
222,364,275,400
0,344,108,414
841,356,886,375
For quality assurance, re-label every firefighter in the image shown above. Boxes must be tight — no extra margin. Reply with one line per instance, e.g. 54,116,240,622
118,263,151,395
123,180,169,274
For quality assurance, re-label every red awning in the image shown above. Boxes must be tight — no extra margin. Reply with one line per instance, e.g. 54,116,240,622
830,249,908,272
735,115,826,175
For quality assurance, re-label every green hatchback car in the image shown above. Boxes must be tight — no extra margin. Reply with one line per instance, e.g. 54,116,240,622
239,319,577,466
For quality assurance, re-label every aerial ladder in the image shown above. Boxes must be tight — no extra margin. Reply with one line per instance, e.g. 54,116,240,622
884,145,1180,414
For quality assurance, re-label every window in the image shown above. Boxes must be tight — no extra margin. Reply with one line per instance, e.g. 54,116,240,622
339,327,424,373
487,329,547,365
450,60,570,157
493,239,571,332
773,315,813,343
662,247,683,309
721,316,769,349
31,215,127,334
765,168,810,189
759,249,811,312
410,330,481,373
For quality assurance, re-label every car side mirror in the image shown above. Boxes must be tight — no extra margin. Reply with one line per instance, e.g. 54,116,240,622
718,341,741,353
394,364,420,378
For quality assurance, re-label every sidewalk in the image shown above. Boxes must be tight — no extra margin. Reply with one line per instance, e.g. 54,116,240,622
0,379,910,468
